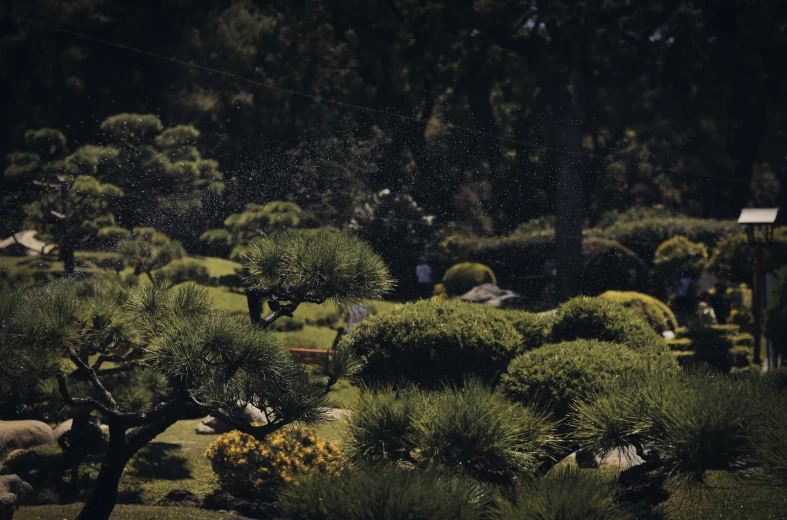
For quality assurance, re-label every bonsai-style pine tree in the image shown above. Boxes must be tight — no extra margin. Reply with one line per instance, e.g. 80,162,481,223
3,128,124,275
2,231,392,520
115,227,185,282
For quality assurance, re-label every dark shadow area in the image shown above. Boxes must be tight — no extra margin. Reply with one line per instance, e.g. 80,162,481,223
128,442,191,480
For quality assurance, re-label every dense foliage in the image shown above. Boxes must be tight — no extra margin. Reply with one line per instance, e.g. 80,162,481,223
206,427,342,499
441,262,497,296
502,340,644,418
600,291,678,333
652,236,708,283
547,297,677,372
342,300,525,386
766,266,787,358
345,382,558,482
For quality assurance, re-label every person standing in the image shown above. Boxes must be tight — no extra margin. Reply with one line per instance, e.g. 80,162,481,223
415,258,433,299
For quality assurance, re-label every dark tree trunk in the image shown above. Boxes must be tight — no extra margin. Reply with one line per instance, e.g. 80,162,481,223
77,415,180,520
554,56,584,302
245,287,264,325
75,423,129,520
731,102,766,213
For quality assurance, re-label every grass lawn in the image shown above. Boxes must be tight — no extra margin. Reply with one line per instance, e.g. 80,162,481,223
118,420,218,506
16,504,224,519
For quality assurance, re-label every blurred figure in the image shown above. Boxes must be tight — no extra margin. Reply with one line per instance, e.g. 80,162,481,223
415,257,433,299
346,304,368,333
674,274,694,314
709,282,728,325
697,290,718,327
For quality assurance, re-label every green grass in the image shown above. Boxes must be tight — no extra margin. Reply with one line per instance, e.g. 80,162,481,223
16,504,224,519
118,420,218,505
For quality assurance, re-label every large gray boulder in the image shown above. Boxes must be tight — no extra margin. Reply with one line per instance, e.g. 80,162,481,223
0,474,32,520
0,422,56,457
454,283,522,307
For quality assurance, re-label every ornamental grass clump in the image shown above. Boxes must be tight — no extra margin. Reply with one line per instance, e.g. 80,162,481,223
495,467,632,520
276,464,491,520
344,385,424,462
206,427,343,499
413,381,559,482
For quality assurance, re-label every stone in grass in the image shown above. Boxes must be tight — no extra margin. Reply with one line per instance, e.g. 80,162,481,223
166,489,201,507
0,421,56,457
0,474,32,520
455,283,522,307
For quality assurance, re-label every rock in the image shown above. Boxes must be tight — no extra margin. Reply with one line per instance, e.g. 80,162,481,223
197,404,268,434
454,283,522,307
2,451,30,465
0,474,32,520
194,423,218,435
222,515,254,520
52,419,73,441
166,489,201,507
0,421,56,457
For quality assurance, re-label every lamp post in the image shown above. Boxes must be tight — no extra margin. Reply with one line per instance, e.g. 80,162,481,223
737,208,779,367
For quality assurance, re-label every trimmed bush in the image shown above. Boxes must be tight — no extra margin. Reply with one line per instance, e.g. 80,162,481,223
205,427,342,499
652,236,708,282
495,467,632,520
276,464,490,520
413,381,558,482
592,217,736,263
156,261,210,286
502,340,644,418
442,262,496,296
547,297,677,372
343,300,524,387
499,310,550,351
600,291,678,333
199,229,232,258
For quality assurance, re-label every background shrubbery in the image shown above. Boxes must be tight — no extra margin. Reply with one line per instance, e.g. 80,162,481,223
441,262,497,296
600,291,678,333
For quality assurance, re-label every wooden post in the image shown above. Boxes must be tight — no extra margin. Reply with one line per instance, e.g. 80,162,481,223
753,244,764,365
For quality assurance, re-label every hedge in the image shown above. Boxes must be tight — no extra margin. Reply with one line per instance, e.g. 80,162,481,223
600,291,678,333
442,262,496,296
502,340,644,418
342,300,526,387
547,297,677,372
652,236,708,282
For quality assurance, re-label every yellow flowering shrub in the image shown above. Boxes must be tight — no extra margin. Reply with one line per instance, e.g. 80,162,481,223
205,427,343,498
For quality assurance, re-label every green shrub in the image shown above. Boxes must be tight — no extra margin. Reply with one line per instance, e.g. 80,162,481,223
276,464,490,520
442,262,496,296
708,228,787,283
547,297,677,372
600,291,678,333
502,340,644,418
156,261,210,285
199,229,233,258
269,316,305,332
343,300,524,387
766,266,787,358
592,217,736,263
495,467,632,520
499,310,549,351
413,381,558,481
667,324,754,372
572,370,778,487
653,236,708,283
344,386,424,462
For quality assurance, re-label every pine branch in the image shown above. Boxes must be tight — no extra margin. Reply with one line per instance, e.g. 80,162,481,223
67,348,119,410
56,373,117,417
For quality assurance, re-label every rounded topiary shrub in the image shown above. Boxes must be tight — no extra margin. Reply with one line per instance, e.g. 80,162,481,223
499,309,549,351
442,262,496,296
501,340,644,418
582,238,650,295
652,235,708,282
205,427,342,499
548,297,677,372
277,464,490,520
599,291,678,333
342,300,523,387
